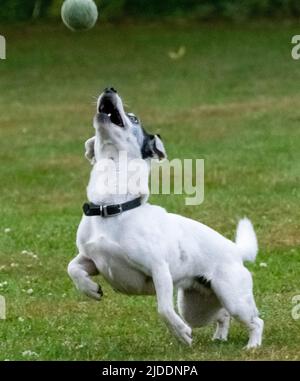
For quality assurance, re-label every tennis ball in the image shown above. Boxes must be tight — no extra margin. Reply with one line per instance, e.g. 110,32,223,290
61,0,98,32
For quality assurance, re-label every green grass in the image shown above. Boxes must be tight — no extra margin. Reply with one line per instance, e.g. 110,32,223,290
0,21,300,360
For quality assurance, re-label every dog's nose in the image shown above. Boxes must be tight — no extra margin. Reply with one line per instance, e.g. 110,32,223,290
104,87,117,94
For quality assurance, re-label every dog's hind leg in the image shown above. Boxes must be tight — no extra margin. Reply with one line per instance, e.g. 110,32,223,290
152,263,192,346
212,309,231,341
212,265,264,349
68,254,103,300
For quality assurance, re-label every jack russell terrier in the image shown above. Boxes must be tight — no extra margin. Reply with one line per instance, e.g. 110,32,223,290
68,87,264,349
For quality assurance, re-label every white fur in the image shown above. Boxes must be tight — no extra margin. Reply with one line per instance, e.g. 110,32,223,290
235,218,258,262
68,91,264,349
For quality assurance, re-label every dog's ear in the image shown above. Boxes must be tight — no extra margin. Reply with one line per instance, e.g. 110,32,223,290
152,135,166,160
84,137,96,165
142,134,166,161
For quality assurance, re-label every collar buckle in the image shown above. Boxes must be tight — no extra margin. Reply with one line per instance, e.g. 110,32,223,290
101,204,123,217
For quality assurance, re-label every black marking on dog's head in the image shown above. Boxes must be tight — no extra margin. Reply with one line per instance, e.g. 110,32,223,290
141,128,165,160
141,129,155,159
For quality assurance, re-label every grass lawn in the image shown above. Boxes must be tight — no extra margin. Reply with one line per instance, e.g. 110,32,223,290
0,21,300,360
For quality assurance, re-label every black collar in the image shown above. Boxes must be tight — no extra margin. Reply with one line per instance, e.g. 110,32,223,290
83,197,142,217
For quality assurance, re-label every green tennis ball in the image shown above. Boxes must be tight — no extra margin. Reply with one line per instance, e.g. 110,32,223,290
61,0,98,31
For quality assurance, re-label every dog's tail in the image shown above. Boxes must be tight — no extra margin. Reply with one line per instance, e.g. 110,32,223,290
235,218,258,263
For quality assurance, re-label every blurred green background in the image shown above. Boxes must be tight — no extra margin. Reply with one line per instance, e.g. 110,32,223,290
1,0,300,22
1,0,300,362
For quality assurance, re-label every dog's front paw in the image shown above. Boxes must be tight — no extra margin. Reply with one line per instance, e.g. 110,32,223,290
76,278,103,301
173,323,193,346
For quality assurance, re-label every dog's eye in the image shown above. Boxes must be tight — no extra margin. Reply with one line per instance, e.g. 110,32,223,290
127,113,139,124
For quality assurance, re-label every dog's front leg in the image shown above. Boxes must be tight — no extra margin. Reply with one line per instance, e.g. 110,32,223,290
68,254,103,300
152,262,192,346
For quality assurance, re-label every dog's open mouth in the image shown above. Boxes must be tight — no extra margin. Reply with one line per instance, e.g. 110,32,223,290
98,97,124,127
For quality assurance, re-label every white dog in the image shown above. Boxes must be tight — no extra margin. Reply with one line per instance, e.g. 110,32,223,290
68,87,264,348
